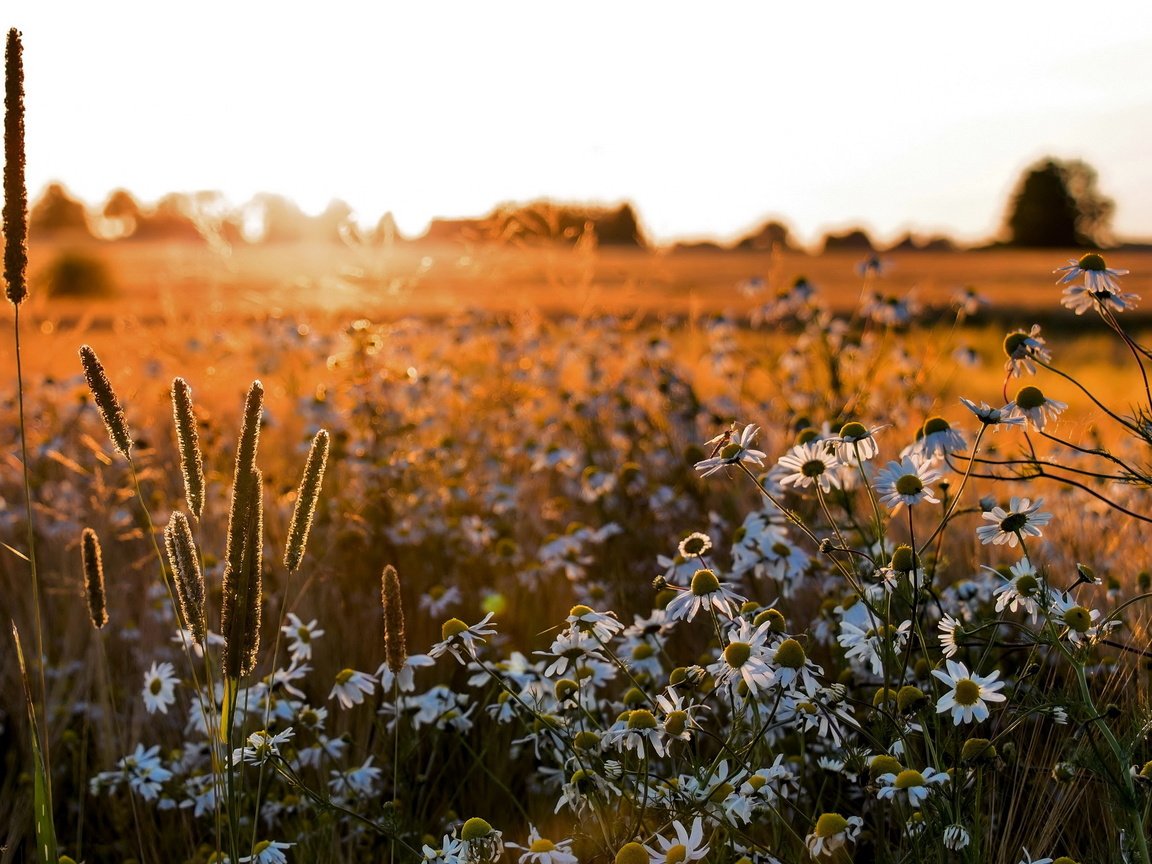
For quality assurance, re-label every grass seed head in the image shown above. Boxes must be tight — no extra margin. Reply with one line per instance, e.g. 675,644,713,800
79,345,132,459
81,527,107,630
380,564,407,675
171,377,205,519
4,29,27,306
165,511,205,643
284,428,329,572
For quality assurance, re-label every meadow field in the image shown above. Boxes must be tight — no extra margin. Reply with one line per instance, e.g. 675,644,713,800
4,241,1152,864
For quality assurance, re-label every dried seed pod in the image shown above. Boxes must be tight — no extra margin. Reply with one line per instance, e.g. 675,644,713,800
171,378,205,519
381,564,407,675
164,511,205,643
78,345,132,459
81,528,106,630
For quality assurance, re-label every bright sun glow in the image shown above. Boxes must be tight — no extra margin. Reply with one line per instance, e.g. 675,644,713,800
9,0,1152,244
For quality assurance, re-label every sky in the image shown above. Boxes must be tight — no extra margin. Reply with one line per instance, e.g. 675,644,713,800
8,1,1152,246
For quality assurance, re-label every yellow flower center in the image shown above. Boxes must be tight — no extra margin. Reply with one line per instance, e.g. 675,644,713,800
627,709,657,730
441,618,468,640
690,569,720,596
664,844,688,864
774,638,806,669
724,641,751,668
1063,605,1092,632
1015,385,1046,410
814,812,849,838
953,678,981,706
1078,252,1106,271
894,768,926,790
530,838,557,853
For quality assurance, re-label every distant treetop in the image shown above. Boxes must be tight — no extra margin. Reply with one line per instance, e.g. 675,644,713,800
1002,157,1114,248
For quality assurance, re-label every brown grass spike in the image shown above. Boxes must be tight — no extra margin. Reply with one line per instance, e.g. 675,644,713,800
4,28,26,305
381,564,407,675
171,377,205,519
81,528,107,630
283,428,330,573
78,345,133,459
164,511,205,643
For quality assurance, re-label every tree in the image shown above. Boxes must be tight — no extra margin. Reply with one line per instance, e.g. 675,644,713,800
29,182,91,238
1002,157,1114,247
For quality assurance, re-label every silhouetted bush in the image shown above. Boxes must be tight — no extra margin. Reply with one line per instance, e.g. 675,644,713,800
38,250,114,298
734,219,796,252
821,228,874,252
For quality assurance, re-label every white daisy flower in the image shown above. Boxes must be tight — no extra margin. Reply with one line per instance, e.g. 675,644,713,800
665,568,744,622
875,766,949,808
912,416,967,458
931,659,1007,724
805,813,863,858
1015,850,1054,864
1009,385,1067,431
507,826,579,864
420,584,462,618
992,558,1048,618
873,455,942,512
943,824,971,851
644,816,709,864
708,618,775,695
937,613,962,658
142,661,178,715
376,653,435,693
960,397,1025,429
694,424,767,477
1003,325,1051,377
233,727,294,765
776,440,843,493
677,531,713,559
239,840,293,864
429,612,497,665
281,613,324,662
1055,252,1129,294
328,668,376,709
833,421,883,463
976,497,1052,547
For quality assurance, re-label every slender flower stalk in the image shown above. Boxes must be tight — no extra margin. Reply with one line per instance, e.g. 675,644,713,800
283,429,330,573
171,377,205,519
81,527,107,630
79,345,133,459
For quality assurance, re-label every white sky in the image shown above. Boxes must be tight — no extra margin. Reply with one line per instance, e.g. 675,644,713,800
8,1,1152,245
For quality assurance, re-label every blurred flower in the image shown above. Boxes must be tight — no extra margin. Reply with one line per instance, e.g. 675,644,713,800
142,661,178,715
328,668,376,709
281,613,324,662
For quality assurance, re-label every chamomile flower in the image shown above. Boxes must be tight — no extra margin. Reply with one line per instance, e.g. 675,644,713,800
604,708,670,757
677,531,713,559
1015,850,1054,864
429,612,497,664
507,826,579,864
281,613,324,662
1050,593,1113,646
240,840,293,864
833,421,883,463
328,668,376,709
708,618,775,695
644,816,709,864
665,568,744,622
233,727,295,765
142,661,178,715
976,497,1052,547
1009,386,1067,431
565,605,624,642
805,813,863,858
776,441,843,493
992,559,1048,618
913,416,967,458
694,424,767,477
420,584,463,618
875,767,949,808
873,455,942,512
937,613,962,658
960,397,1024,429
943,824,971,851
1003,326,1051,377
376,652,435,693
932,659,1007,724
771,637,824,696
1055,252,1129,294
